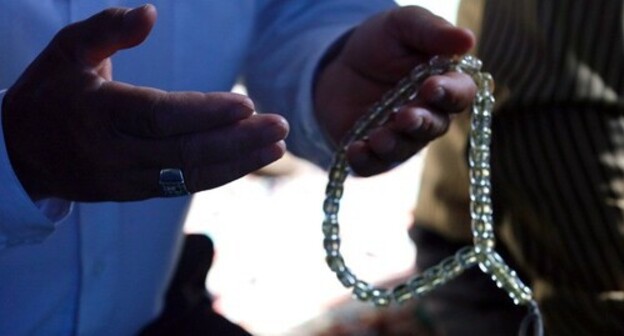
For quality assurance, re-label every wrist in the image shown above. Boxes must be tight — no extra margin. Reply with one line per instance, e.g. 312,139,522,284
313,29,356,146
2,87,46,202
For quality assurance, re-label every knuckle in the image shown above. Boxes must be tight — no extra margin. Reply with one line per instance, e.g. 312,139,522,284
54,24,75,43
52,25,80,57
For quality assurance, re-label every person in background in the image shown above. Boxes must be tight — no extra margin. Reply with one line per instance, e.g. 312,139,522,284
412,0,624,334
0,1,477,335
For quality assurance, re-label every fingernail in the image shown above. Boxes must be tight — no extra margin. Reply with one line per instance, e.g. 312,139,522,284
125,4,153,24
263,120,288,142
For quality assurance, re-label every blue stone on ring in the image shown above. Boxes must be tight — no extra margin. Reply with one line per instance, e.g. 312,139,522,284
159,168,190,197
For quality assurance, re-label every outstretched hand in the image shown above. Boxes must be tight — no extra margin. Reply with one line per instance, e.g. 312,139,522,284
2,5,289,202
315,6,477,176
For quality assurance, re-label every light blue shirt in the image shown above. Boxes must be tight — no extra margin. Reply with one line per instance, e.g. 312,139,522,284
0,1,394,335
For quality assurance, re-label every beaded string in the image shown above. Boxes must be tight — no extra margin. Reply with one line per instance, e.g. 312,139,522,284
321,55,543,335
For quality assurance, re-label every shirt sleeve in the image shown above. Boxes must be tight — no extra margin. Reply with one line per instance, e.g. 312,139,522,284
0,89,71,248
243,0,396,169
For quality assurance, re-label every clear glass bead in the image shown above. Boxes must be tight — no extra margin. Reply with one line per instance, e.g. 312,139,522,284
322,220,339,236
325,184,344,199
337,268,357,287
409,275,432,296
459,55,483,73
469,149,490,165
456,246,478,268
323,235,340,253
371,288,391,307
471,114,492,130
353,280,372,301
472,184,491,196
470,160,491,172
331,153,348,169
473,232,494,246
472,218,493,235
429,55,453,69
476,72,494,92
422,265,444,287
470,190,491,204
323,198,340,214
326,255,346,272
475,241,495,258
441,257,463,279
410,63,429,81
392,284,413,304
471,202,493,217
470,168,491,185
471,131,492,148
329,167,348,182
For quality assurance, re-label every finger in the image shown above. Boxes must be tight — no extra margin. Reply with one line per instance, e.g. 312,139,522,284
132,141,287,198
54,4,156,67
389,6,475,55
346,140,393,177
350,106,451,167
391,105,452,139
363,72,474,162
100,81,257,137
175,114,289,166
418,72,478,113
185,140,287,192
117,114,289,169
366,127,428,164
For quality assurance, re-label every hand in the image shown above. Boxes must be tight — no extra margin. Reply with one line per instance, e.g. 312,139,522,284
314,6,477,176
2,5,289,202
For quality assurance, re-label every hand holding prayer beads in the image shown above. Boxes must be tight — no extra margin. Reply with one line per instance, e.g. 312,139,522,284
321,55,543,334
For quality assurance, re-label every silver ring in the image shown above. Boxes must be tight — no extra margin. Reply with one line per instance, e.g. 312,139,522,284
159,168,190,197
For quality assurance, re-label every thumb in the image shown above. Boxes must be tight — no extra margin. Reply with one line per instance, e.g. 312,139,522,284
392,6,475,55
54,4,156,67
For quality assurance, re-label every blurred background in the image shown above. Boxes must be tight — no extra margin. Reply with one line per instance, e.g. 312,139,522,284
183,1,460,335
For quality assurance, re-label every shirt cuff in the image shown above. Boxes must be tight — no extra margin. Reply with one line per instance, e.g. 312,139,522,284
0,89,71,247
289,25,354,169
